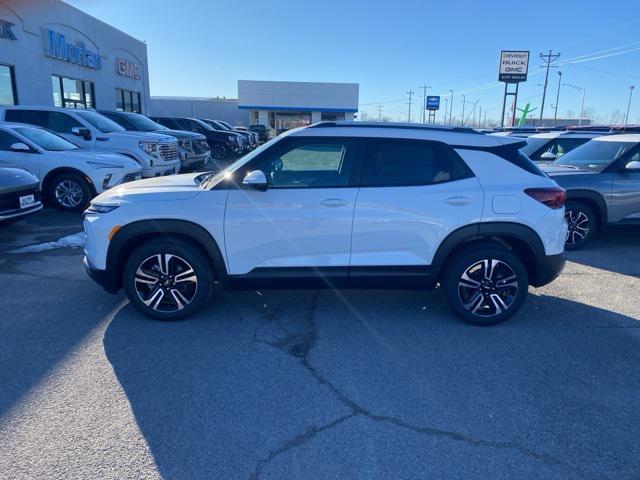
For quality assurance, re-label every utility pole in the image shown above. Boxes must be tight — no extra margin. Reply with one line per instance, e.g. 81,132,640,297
377,104,383,122
539,50,561,126
625,86,635,125
461,94,466,126
553,71,562,126
406,90,415,123
448,89,454,125
443,97,449,125
418,84,430,124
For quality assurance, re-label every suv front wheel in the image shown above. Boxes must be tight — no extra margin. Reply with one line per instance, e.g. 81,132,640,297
442,245,529,326
123,239,214,320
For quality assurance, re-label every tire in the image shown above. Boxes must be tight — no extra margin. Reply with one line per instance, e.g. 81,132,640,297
48,173,92,211
564,201,596,250
442,245,529,326
123,239,214,321
210,143,228,160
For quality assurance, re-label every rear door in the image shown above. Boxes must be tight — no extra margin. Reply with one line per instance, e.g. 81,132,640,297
350,138,484,272
224,137,360,280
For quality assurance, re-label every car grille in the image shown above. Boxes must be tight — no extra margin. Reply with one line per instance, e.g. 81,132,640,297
0,187,41,213
159,143,179,162
122,173,141,183
193,139,210,154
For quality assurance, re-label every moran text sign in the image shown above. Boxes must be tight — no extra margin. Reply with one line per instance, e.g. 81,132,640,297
499,50,529,82
426,96,440,110
44,29,101,70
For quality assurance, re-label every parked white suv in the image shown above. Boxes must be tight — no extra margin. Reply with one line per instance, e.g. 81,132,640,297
0,123,142,210
83,122,567,325
0,106,180,178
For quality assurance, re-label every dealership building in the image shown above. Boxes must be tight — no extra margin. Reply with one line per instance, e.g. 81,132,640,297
0,0,359,131
0,0,150,112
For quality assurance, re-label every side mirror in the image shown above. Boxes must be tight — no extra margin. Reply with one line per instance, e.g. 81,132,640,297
624,160,640,171
10,142,31,152
540,151,557,161
71,127,92,140
242,170,268,191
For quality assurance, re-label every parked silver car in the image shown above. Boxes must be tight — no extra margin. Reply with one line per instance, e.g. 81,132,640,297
542,134,640,249
0,167,43,224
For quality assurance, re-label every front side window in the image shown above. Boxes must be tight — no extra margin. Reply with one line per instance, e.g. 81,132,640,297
361,140,471,187
254,140,355,188
15,127,79,151
46,112,82,133
51,76,95,109
555,140,636,171
0,129,22,151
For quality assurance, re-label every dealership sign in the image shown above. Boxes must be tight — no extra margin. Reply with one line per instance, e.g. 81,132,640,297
116,58,141,80
0,19,16,41
498,50,529,82
44,29,101,70
426,96,440,110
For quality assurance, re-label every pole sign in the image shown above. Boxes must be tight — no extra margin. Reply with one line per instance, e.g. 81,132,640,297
426,95,440,110
498,50,529,83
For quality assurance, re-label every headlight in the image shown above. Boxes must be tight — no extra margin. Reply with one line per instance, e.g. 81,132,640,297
228,135,237,142
87,161,124,169
86,203,119,214
139,141,159,156
102,174,113,189
178,139,193,151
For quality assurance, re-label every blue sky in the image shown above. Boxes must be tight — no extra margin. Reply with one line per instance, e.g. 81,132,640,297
67,0,640,123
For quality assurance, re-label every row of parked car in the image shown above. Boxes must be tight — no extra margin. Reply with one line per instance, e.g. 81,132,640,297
0,106,267,224
489,126,640,249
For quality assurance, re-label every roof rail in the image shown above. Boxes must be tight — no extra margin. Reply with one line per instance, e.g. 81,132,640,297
308,121,480,134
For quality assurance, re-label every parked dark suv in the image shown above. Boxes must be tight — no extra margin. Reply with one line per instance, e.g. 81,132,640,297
249,124,269,142
201,119,255,150
151,117,244,165
99,111,210,171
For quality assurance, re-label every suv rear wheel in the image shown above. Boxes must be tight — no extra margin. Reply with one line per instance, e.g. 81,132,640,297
123,239,214,320
564,201,596,250
442,245,529,326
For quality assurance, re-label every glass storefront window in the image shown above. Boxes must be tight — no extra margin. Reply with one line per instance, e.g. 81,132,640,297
51,75,95,109
115,88,141,113
0,64,17,105
274,112,311,134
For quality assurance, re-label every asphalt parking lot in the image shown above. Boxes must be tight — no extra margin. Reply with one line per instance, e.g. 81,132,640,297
0,209,639,480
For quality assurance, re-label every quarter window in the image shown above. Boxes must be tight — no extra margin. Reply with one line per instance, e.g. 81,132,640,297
254,140,355,188
361,140,471,187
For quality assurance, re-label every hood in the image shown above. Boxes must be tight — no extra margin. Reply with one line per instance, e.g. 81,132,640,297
92,172,203,204
61,150,141,169
110,131,177,143
151,129,205,140
0,167,38,192
541,164,596,176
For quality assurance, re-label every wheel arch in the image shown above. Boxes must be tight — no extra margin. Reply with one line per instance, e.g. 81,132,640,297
107,219,228,292
432,222,546,286
42,167,96,198
565,190,607,225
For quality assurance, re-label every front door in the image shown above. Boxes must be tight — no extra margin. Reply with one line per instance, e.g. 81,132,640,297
224,137,360,282
610,150,640,222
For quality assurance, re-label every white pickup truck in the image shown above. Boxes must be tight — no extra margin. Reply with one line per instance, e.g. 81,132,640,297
0,106,180,178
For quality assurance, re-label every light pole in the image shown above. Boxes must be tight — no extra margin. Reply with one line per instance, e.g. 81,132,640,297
448,89,454,125
443,97,449,125
461,94,466,126
625,86,635,125
563,83,586,126
553,71,562,126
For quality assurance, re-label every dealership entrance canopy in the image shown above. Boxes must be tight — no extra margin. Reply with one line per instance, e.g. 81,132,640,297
238,80,359,135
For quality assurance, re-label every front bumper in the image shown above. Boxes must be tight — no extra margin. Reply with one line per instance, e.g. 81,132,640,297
180,152,210,170
84,256,119,294
531,253,566,287
0,202,43,222
142,162,180,178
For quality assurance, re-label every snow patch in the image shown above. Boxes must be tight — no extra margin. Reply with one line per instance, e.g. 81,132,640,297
9,232,86,253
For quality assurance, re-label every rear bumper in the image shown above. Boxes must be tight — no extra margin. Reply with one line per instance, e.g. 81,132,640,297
84,256,118,294
531,253,566,287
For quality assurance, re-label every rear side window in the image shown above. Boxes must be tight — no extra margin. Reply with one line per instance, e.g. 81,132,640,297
361,139,473,187
5,109,48,128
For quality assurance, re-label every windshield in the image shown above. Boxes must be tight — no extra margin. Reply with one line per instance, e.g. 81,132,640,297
521,137,551,156
15,127,79,151
200,136,282,189
554,139,635,171
75,111,125,133
205,119,229,131
126,113,167,132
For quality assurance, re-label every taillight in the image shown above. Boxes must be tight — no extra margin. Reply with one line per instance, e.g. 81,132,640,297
524,187,567,209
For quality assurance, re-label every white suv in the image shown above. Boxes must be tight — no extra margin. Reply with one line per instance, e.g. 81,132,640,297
0,123,142,210
0,106,180,178
83,122,568,325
